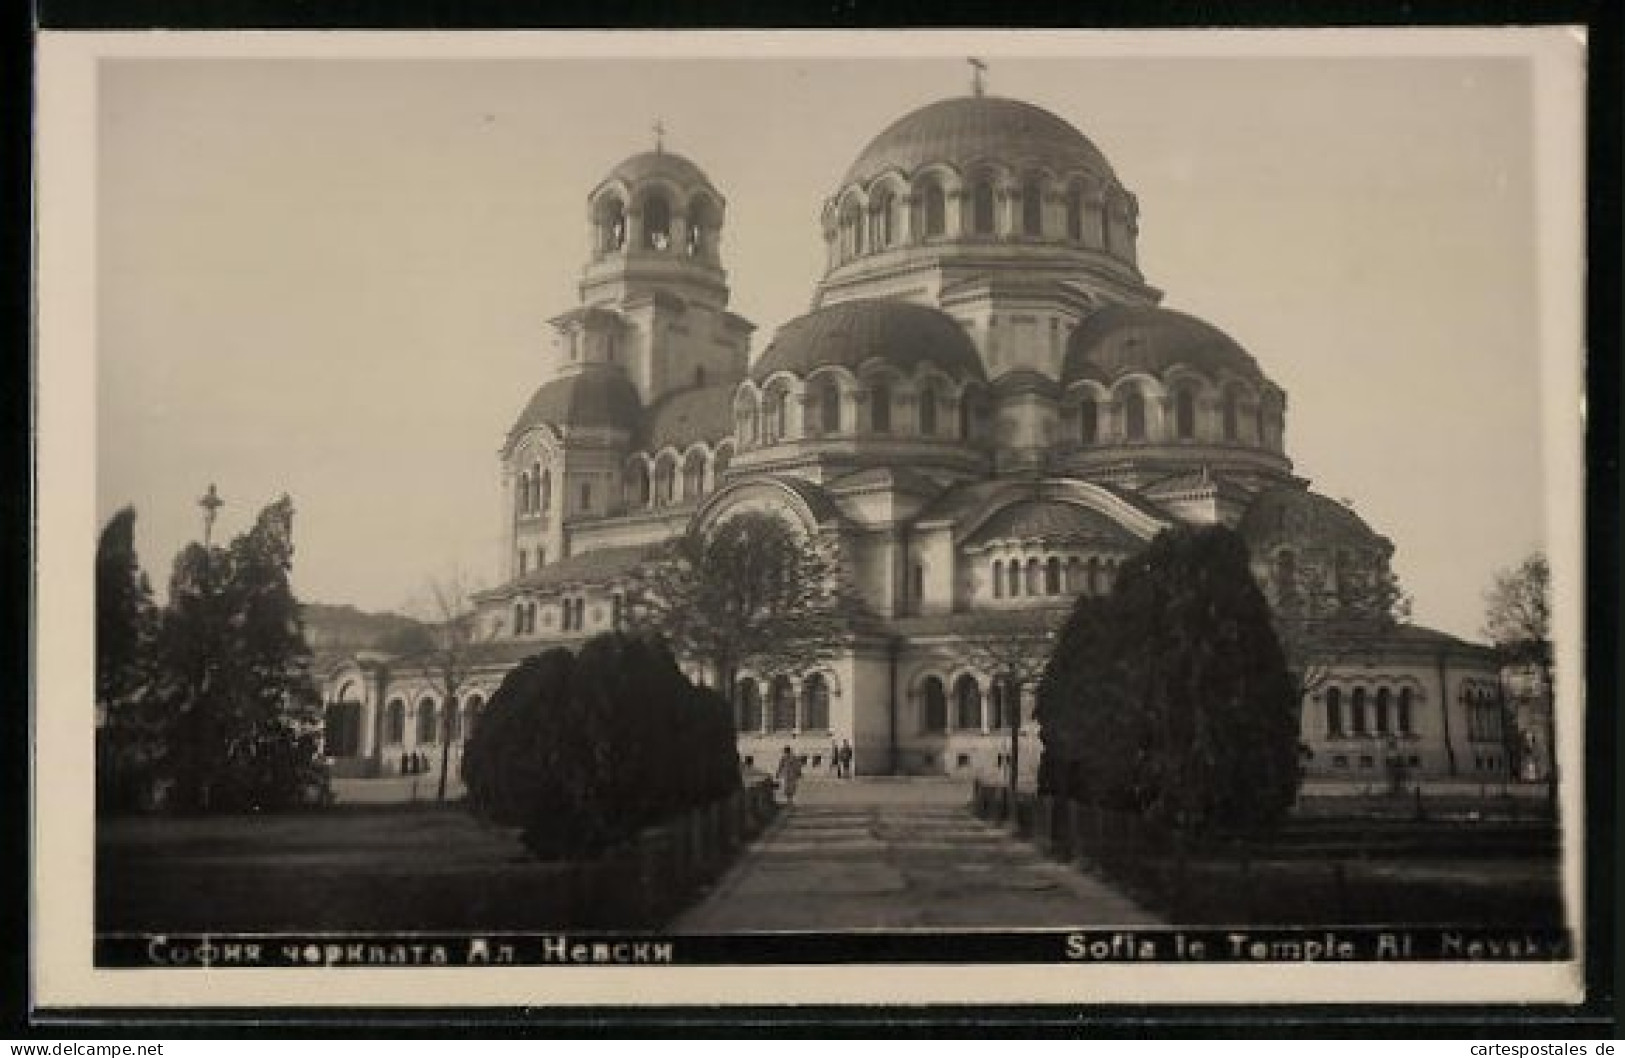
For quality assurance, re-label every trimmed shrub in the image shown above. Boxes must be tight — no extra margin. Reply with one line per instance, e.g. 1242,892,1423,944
1036,525,1300,838
462,633,740,858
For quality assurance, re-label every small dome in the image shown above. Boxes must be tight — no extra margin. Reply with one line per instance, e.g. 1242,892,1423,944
842,96,1115,189
1238,487,1390,553
603,149,716,192
1063,305,1267,385
966,499,1140,549
507,369,641,442
751,300,987,382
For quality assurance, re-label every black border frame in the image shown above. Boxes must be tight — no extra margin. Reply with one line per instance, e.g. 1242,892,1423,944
15,0,1621,1037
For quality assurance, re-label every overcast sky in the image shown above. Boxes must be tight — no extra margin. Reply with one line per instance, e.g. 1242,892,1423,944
94,40,1575,639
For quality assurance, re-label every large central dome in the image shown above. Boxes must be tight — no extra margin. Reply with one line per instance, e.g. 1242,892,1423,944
841,96,1116,186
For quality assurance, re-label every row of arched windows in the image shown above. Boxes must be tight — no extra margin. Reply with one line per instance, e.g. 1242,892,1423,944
592,188,721,260
383,693,486,747
625,443,734,510
1324,686,1416,738
830,170,1133,266
990,554,1119,600
734,674,832,734
916,674,1022,735
736,378,981,448
1070,388,1270,447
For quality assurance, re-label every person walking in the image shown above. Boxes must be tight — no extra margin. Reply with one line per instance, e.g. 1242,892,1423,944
838,739,854,780
775,746,804,806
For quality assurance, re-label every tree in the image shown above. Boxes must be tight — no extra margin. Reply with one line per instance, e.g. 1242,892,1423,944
1272,554,1412,708
961,606,1067,811
1483,552,1554,800
399,569,495,802
1036,526,1300,838
152,496,327,812
95,507,159,811
463,632,740,858
625,511,861,705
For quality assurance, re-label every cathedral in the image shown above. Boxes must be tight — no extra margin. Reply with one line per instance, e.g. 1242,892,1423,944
320,83,1509,789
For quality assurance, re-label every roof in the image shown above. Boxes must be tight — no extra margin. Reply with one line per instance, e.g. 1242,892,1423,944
841,96,1116,189
826,465,943,496
1237,486,1389,553
992,368,1061,399
640,383,737,452
752,300,987,382
510,543,665,591
506,369,642,444
604,149,716,192
1062,305,1268,386
891,604,1073,640
963,499,1142,549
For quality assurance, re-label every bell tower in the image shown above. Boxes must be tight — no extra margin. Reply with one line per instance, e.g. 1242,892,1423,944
576,135,754,406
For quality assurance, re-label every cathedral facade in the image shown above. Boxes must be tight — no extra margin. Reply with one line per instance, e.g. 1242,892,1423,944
321,90,1509,788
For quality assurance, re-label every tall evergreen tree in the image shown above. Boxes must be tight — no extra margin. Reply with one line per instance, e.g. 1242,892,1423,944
1037,525,1300,837
154,496,326,812
95,507,159,811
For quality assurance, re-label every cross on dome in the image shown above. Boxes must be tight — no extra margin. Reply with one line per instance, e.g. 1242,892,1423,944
652,118,666,154
968,56,988,97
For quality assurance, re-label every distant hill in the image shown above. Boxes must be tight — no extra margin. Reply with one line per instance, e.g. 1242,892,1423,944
302,602,429,658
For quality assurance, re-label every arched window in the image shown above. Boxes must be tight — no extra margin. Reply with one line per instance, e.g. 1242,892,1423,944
517,471,531,515
918,385,938,436
769,676,796,732
1175,388,1197,440
738,399,759,446
512,602,524,634
954,675,982,730
417,699,438,745
385,700,405,745
1089,557,1106,596
812,377,841,435
1025,557,1042,596
626,462,650,508
539,469,551,513
686,195,719,259
1065,181,1084,241
922,181,947,237
1021,177,1043,235
643,193,672,250
1376,688,1392,734
764,389,787,443
870,190,896,249
1326,688,1344,736
1078,399,1098,444
1398,688,1414,734
840,201,864,259
1222,389,1240,442
802,675,830,732
870,380,892,433
972,178,996,235
1045,557,1062,595
1007,560,1022,598
682,451,706,499
1352,688,1369,734
653,459,675,507
598,197,626,253
921,676,947,733
1124,390,1146,441
736,678,761,733
992,560,1004,599
1067,556,1082,592
912,562,924,603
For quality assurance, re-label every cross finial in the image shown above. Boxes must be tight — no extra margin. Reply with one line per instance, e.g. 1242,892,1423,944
968,56,988,97
198,483,223,547
652,118,665,154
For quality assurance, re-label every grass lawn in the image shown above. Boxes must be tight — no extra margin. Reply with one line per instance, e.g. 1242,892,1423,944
97,805,596,933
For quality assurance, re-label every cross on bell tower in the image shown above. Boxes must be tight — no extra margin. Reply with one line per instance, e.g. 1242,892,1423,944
968,56,988,97
652,118,665,154
198,483,223,547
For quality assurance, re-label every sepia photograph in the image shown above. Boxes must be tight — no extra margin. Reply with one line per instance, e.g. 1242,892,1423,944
33,28,1588,1011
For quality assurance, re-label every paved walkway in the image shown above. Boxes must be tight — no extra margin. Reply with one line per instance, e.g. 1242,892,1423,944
672,777,1159,931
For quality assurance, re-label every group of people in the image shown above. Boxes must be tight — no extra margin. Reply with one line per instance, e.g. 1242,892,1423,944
772,739,854,806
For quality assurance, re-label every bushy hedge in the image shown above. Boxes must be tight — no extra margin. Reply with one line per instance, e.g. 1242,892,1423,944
1036,525,1300,838
462,633,740,858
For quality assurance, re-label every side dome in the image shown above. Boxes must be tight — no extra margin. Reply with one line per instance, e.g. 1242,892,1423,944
1237,487,1391,554
751,300,987,382
842,96,1115,187
506,370,641,443
1063,305,1267,385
